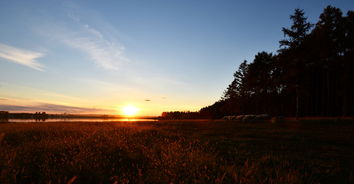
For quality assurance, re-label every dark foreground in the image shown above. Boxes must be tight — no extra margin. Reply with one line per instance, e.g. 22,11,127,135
0,119,353,183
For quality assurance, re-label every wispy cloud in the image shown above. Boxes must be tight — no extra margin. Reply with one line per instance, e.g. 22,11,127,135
0,43,44,71
44,21,128,70
0,103,112,114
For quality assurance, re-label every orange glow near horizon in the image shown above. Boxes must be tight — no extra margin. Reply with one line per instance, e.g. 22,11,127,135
121,105,139,117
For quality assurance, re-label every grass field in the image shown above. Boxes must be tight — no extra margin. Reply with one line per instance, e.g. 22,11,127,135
0,119,354,183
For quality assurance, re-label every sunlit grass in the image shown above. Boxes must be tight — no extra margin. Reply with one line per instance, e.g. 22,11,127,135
0,120,353,183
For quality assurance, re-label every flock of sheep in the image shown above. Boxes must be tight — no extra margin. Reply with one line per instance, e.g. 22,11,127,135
222,114,278,122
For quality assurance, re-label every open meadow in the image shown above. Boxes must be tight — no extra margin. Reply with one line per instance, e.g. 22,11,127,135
0,119,354,183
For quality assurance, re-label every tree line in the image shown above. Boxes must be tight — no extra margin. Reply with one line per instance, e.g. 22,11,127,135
160,111,203,120
199,6,354,118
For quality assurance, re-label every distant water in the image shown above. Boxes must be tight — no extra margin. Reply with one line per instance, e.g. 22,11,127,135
6,118,157,123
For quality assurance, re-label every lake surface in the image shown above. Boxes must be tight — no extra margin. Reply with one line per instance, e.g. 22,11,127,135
6,118,157,123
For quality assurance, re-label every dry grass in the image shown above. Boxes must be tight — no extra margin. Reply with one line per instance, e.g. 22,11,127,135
0,120,354,183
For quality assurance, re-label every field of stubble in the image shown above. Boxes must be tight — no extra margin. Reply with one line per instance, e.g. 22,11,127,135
0,119,354,184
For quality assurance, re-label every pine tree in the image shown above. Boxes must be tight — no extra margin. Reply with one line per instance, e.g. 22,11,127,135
279,9,313,51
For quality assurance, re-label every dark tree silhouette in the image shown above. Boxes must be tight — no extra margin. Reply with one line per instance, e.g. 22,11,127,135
223,60,248,100
200,6,354,119
278,8,313,117
279,8,313,51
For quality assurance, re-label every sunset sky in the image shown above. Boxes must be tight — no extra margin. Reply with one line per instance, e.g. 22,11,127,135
0,0,353,116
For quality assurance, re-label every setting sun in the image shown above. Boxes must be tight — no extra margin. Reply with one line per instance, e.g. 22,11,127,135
121,105,139,117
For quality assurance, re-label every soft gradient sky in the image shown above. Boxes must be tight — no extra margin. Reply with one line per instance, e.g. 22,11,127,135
0,0,353,116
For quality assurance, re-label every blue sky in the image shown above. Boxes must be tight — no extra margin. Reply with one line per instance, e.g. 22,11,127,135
0,0,353,115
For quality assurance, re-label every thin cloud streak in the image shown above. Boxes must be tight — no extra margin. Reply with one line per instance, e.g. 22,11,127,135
0,103,112,114
48,22,128,70
0,43,44,71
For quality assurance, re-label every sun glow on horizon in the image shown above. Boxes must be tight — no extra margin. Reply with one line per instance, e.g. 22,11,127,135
121,105,139,117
